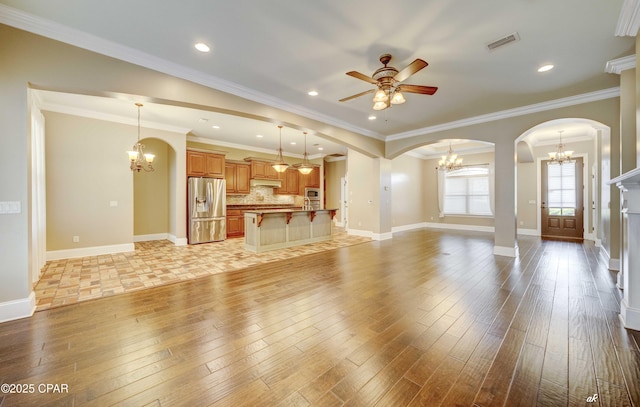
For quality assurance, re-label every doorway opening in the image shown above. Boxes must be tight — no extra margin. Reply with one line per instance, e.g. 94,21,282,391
541,157,584,241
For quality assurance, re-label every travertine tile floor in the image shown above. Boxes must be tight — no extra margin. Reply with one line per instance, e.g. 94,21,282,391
34,230,371,311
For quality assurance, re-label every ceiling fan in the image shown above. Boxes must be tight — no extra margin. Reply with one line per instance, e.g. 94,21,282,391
339,54,438,111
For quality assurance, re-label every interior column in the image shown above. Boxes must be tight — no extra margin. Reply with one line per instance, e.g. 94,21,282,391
493,140,518,257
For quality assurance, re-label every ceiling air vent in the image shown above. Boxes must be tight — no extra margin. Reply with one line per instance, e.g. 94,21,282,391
486,32,520,51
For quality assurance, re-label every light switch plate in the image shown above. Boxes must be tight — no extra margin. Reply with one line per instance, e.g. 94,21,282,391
0,201,21,214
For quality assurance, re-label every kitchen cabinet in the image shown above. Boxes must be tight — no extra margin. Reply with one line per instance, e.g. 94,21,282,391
274,168,300,195
225,162,250,194
249,159,280,180
226,209,245,238
187,150,225,178
298,166,320,194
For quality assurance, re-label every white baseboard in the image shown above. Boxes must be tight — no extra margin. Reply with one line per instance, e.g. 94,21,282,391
347,229,373,239
584,232,595,242
517,228,539,236
599,247,620,271
595,239,602,248
609,258,621,271
494,245,519,258
424,222,494,233
372,232,393,241
169,235,188,246
620,299,640,331
134,233,169,242
0,292,35,323
46,243,135,261
392,223,428,233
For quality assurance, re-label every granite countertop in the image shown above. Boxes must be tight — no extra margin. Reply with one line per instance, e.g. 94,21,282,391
227,204,301,210
243,208,336,214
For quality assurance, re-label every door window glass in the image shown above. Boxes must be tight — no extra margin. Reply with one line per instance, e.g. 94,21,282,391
547,162,576,216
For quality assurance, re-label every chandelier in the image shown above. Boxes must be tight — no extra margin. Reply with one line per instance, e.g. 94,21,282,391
272,125,289,173
547,130,574,165
293,131,314,175
127,103,155,172
438,143,463,171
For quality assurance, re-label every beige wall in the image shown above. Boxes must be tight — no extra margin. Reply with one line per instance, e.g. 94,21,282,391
324,159,345,221
390,154,425,227
44,112,179,250
45,113,135,250
134,139,170,237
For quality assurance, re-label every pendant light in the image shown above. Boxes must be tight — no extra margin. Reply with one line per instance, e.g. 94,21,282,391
272,125,289,173
294,131,314,175
127,103,155,172
547,130,574,165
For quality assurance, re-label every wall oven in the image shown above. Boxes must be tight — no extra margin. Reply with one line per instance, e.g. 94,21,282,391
304,188,321,209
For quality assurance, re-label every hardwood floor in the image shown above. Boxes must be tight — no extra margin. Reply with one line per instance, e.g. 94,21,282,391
1,229,639,406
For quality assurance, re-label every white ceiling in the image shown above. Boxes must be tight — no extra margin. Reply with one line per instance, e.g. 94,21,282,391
1,0,633,157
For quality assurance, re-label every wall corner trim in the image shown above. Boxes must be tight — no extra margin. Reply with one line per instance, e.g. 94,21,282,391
0,292,36,323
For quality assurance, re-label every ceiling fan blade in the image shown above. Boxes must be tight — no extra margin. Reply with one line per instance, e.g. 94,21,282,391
339,89,375,102
394,59,428,82
346,71,378,85
397,84,438,95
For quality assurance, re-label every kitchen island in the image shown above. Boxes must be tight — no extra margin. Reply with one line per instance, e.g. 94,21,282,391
244,208,337,253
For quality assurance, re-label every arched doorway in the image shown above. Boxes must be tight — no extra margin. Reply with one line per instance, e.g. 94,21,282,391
514,118,609,243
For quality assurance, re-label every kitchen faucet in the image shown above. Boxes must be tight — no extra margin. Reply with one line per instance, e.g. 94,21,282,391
304,197,311,210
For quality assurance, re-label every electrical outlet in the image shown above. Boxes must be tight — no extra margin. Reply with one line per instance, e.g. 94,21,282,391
72,236,80,243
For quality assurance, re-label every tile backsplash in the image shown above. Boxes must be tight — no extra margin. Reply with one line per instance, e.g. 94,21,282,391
226,186,295,205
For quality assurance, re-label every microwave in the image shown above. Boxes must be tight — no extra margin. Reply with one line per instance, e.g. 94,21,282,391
304,188,320,199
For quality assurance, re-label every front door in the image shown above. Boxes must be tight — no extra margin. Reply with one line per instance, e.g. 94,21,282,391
541,157,584,241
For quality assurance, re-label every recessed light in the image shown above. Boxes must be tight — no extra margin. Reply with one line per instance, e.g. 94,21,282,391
537,64,554,72
368,115,376,120
290,142,296,145
256,134,263,138
195,43,210,53
318,147,324,151
307,90,319,96
212,125,220,129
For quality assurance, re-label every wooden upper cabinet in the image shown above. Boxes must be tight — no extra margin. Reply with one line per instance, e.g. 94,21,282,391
249,160,279,180
274,168,299,195
298,166,320,193
226,162,250,194
187,150,225,178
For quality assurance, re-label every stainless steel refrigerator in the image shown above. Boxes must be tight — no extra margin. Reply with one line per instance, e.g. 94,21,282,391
188,177,226,244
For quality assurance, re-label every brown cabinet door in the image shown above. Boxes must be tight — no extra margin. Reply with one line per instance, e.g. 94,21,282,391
226,210,245,237
225,163,236,193
235,164,251,193
286,169,299,194
266,164,280,179
206,154,225,178
251,161,267,179
187,151,206,176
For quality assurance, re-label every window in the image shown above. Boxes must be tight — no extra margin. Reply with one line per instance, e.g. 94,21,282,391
547,162,576,216
443,166,492,216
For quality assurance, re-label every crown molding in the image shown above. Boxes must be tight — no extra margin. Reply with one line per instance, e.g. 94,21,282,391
187,135,308,159
616,0,640,36
0,4,383,141
605,55,636,74
386,88,620,141
37,101,192,134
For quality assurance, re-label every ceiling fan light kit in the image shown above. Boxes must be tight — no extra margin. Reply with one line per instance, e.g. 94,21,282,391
340,53,438,111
